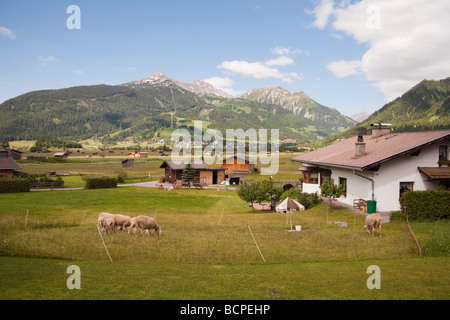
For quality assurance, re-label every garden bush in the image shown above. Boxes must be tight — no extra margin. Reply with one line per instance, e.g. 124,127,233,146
280,188,321,209
85,177,118,189
400,189,450,221
0,178,30,193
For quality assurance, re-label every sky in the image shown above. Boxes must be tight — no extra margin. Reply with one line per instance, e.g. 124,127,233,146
1,0,449,117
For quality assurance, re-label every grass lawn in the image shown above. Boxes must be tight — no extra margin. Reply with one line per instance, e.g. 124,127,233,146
0,187,449,300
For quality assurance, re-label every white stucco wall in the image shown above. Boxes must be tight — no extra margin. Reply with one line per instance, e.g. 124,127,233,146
301,139,449,212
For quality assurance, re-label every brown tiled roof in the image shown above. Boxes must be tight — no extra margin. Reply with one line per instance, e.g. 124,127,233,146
291,130,450,170
0,157,21,170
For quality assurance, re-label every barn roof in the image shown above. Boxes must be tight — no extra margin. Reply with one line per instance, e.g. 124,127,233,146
0,157,21,170
160,159,225,171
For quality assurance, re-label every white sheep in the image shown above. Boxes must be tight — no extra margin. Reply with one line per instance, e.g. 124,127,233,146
97,212,116,234
129,217,137,235
363,213,382,237
135,215,162,236
112,214,131,232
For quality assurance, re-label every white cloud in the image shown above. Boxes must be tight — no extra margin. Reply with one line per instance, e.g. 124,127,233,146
203,76,246,97
306,0,335,29
270,47,303,56
0,26,15,39
266,56,295,67
221,87,247,97
74,69,85,76
218,60,302,83
38,56,58,66
203,77,234,88
309,0,450,101
326,60,361,78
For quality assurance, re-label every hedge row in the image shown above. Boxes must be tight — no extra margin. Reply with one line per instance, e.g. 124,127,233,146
85,177,118,189
400,189,450,221
0,178,30,193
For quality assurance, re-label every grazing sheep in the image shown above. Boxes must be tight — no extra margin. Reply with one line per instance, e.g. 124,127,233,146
135,215,162,236
129,217,137,235
112,214,131,232
97,212,116,234
364,213,382,237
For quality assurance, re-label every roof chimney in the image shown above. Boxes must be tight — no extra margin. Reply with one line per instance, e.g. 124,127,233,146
371,123,392,139
355,134,366,157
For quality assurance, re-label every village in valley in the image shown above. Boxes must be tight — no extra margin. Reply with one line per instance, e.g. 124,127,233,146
1,0,449,305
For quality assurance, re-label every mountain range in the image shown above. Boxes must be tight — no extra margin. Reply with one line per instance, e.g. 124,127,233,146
125,73,233,98
0,73,357,144
0,73,448,146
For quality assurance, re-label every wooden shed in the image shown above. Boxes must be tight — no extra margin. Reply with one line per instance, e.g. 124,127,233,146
122,159,134,168
160,160,226,185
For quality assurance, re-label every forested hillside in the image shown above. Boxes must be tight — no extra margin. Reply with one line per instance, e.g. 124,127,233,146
315,77,450,147
0,76,356,144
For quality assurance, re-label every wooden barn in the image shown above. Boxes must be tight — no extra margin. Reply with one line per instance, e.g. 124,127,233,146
0,150,22,179
0,148,23,160
222,155,256,184
54,152,69,158
122,159,134,168
160,160,226,185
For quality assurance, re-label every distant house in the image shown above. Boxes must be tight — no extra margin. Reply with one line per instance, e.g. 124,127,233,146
221,155,256,184
291,124,450,212
0,150,22,178
54,152,69,158
128,151,148,158
160,160,226,185
122,159,134,168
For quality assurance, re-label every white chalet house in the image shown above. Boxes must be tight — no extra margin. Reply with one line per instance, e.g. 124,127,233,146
291,125,450,212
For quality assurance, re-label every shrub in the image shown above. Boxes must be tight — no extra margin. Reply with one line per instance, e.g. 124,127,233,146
280,188,321,209
0,178,30,193
85,177,118,189
400,189,450,221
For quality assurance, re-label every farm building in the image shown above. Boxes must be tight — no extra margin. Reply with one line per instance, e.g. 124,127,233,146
0,150,22,178
128,151,148,158
0,148,23,160
53,152,69,158
122,159,134,168
222,155,256,184
291,124,450,212
160,160,226,185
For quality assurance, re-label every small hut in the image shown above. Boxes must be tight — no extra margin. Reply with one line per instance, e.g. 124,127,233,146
122,159,134,168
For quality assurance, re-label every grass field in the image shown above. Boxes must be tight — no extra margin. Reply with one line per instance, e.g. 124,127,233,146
0,186,449,300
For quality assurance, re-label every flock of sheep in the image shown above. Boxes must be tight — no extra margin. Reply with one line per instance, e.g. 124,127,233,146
97,212,162,236
97,210,381,238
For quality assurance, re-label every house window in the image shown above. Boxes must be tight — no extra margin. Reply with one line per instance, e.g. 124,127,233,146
400,182,414,198
439,146,448,161
320,172,331,186
309,172,318,184
339,177,347,197
304,171,319,184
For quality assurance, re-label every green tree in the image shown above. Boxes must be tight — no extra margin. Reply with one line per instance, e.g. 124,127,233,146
237,180,259,212
237,180,278,212
320,178,345,211
182,163,196,188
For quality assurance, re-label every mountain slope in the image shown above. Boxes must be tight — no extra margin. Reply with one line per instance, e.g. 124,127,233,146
126,73,233,98
0,73,356,144
315,77,450,147
241,86,357,136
